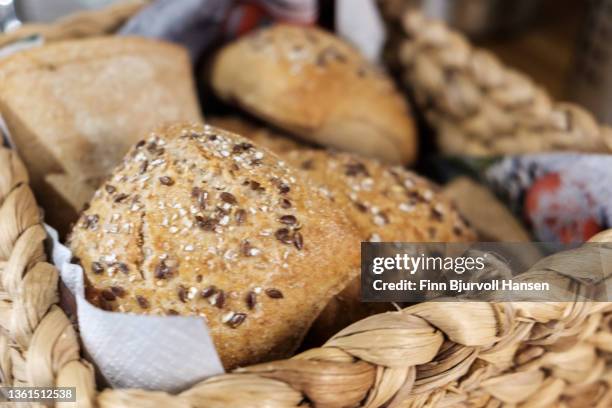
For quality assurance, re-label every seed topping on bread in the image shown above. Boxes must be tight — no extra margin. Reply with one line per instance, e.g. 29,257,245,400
285,150,473,243
69,123,360,368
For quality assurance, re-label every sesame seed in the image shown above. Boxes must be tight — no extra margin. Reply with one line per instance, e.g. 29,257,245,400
136,295,150,309
399,203,415,212
222,311,235,323
373,214,388,226
369,233,382,242
105,184,116,194
188,287,198,299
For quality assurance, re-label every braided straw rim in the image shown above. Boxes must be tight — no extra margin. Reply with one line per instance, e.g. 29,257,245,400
2,145,612,406
378,1,612,156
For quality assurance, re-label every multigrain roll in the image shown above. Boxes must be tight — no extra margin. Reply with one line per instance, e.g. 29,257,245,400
284,149,476,340
68,123,361,369
285,149,475,243
211,24,417,165
207,116,308,155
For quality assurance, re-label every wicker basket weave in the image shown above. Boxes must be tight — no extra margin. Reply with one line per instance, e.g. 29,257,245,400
378,0,612,157
2,4,612,407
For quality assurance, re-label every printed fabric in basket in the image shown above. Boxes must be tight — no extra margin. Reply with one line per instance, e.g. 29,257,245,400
486,153,612,244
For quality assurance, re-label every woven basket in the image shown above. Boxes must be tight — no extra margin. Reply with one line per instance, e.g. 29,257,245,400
2,4,612,407
378,0,612,157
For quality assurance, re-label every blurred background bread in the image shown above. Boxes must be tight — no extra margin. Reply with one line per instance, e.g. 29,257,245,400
210,24,417,165
68,123,361,369
0,36,201,235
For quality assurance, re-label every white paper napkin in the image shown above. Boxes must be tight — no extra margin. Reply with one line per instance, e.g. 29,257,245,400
47,225,224,392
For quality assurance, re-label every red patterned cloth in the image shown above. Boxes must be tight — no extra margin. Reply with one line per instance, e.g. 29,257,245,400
486,154,611,243
119,0,317,61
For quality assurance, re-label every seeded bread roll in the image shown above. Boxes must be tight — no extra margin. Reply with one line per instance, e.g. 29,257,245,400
211,24,417,165
207,116,307,155
284,149,476,340
0,36,201,235
68,123,360,369
286,150,474,243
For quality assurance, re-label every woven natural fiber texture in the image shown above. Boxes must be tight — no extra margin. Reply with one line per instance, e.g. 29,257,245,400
378,1,612,156
2,144,612,407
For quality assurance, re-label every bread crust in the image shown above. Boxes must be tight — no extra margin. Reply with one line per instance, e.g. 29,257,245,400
211,24,417,164
284,149,476,341
0,37,202,233
285,149,475,243
68,123,360,369
207,116,307,155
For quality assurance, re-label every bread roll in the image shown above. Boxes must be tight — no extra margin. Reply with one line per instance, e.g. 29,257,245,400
284,149,476,340
211,24,417,165
0,36,201,235
285,149,474,243
207,116,307,155
68,123,360,369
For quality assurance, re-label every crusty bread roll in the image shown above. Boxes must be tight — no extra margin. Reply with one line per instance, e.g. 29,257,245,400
211,24,417,165
68,123,360,369
0,36,201,235
207,116,307,155
284,149,476,340
285,149,474,243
